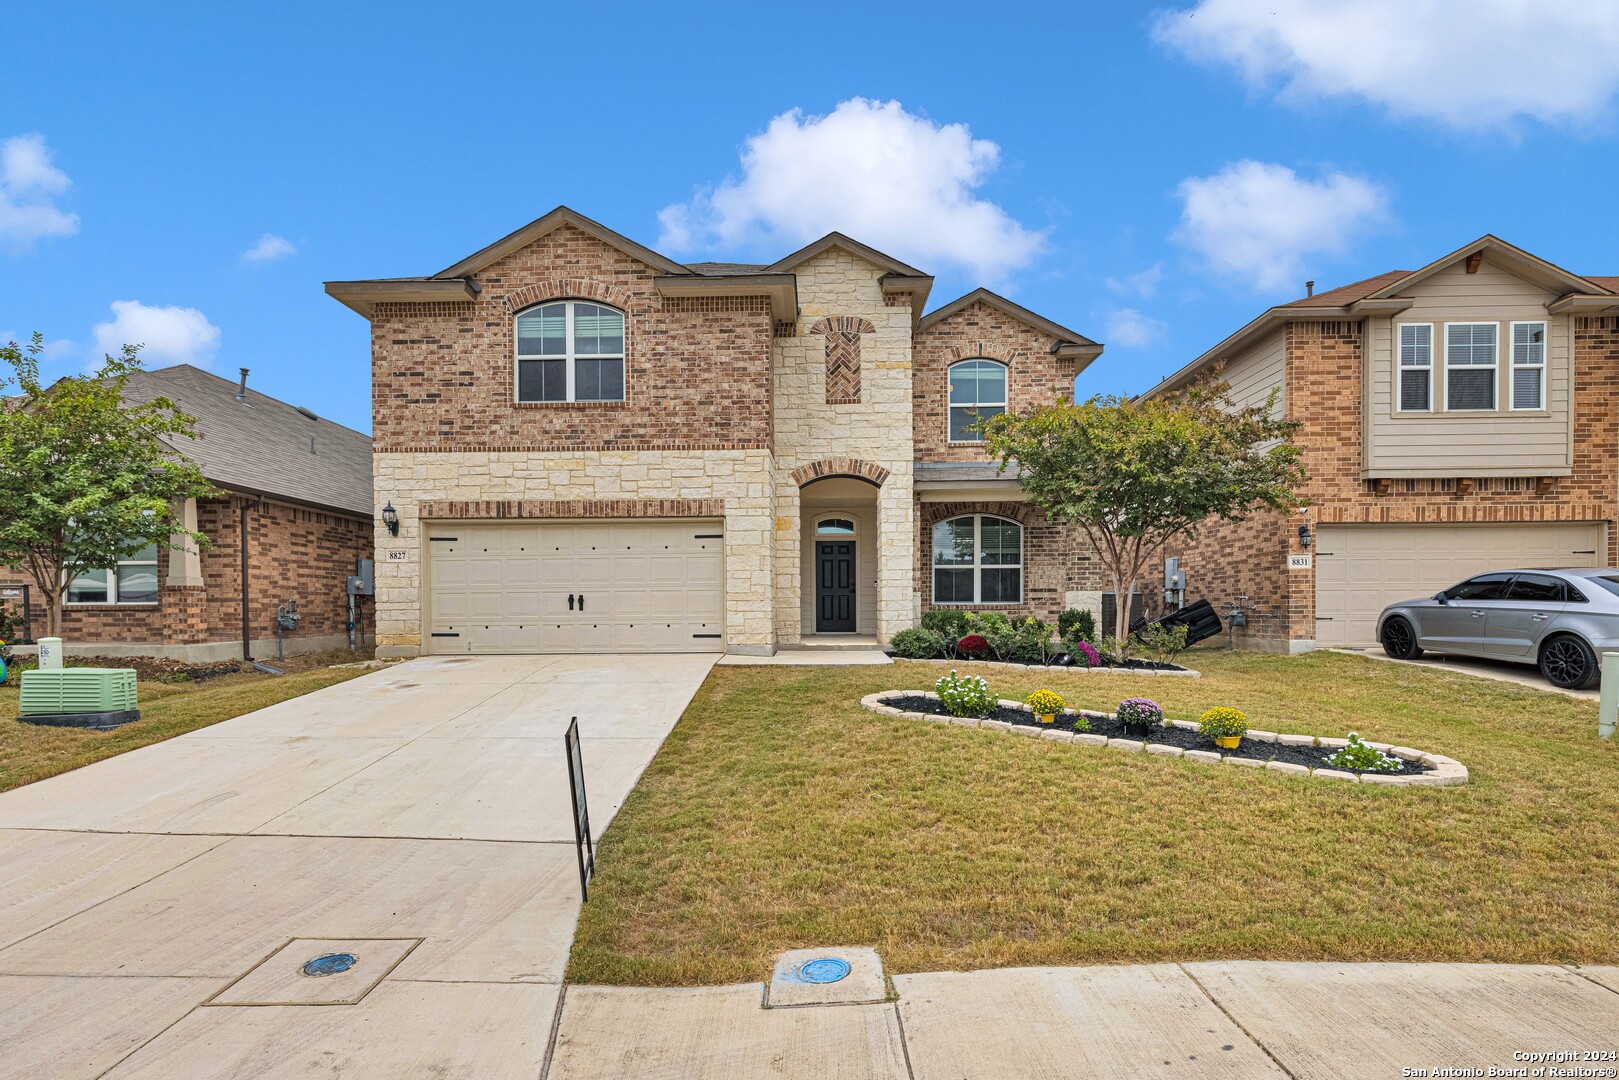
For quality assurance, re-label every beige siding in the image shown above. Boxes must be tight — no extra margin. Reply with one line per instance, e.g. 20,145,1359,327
1221,327,1286,415
1363,256,1571,477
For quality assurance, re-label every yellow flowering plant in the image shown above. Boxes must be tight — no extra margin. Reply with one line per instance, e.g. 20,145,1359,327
1025,689,1065,720
1197,707,1249,739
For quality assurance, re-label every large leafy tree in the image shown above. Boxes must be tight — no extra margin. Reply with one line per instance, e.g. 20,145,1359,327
979,373,1305,641
0,334,215,638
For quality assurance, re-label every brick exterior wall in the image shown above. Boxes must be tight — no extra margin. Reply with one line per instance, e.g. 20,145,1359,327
912,298,1079,463
0,495,373,659
371,223,774,454
915,500,1107,625
1164,316,1619,648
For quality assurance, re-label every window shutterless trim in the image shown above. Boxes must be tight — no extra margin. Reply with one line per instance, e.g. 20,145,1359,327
64,556,160,606
946,358,1008,444
513,300,627,404
1394,322,1434,414
1442,321,1499,413
1508,320,1547,412
930,513,1023,605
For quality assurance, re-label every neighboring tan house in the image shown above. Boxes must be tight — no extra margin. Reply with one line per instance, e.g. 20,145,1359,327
1151,235,1619,651
1,365,376,661
326,206,1108,657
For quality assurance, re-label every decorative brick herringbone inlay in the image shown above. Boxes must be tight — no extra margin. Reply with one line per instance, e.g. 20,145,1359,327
810,316,876,404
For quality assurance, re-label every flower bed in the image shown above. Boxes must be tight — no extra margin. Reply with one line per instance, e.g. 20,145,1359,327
860,691,1468,786
894,656,1198,677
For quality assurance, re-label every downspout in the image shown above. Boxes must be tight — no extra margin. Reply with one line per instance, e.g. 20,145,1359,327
240,500,252,660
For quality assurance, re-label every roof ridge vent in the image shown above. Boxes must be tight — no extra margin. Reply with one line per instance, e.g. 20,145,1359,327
296,405,319,421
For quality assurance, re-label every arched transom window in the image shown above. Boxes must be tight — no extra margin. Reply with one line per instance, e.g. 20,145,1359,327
515,301,625,403
816,517,856,536
932,514,1021,604
947,359,1007,442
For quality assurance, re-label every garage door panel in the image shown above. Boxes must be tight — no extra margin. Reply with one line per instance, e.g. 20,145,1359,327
1314,522,1606,647
426,519,726,654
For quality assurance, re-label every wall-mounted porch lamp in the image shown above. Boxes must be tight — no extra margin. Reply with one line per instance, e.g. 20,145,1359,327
1297,505,1312,548
381,502,400,537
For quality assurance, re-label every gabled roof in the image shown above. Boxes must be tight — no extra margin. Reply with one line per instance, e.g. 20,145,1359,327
118,365,373,517
1278,271,1411,309
1363,234,1611,301
917,288,1104,368
437,205,690,279
765,232,929,277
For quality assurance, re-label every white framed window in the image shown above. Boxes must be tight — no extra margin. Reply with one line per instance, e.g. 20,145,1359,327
1445,322,1497,411
1510,321,1546,411
66,544,159,605
1396,323,1433,412
515,301,625,403
947,359,1007,442
815,517,856,536
931,514,1022,604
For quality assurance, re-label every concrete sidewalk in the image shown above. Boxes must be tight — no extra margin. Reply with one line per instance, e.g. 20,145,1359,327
0,653,715,1079
548,961,1619,1079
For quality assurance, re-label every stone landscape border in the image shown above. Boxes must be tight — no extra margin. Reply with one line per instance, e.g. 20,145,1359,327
897,657,1200,678
860,691,1469,786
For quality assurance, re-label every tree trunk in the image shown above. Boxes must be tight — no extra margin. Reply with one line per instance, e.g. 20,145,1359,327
1111,570,1128,642
48,589,62,640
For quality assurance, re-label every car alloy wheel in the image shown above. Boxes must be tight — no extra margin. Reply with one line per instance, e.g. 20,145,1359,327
1541,638,1591,689
1381,617,1415,659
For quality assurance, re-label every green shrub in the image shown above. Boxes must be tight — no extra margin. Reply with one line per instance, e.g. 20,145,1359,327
889,627,945,660
966,611,1014,637
1138,623,1190,667
1057,608,1096,643
1326,732,1402,772
1197,707,1249,739
1009,616,1058,665
920,609,969,656
935,669,995,717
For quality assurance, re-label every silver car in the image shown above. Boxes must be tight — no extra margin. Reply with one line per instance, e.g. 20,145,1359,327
1377,567,1619,690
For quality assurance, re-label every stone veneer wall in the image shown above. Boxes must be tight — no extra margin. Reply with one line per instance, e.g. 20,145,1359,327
1165,316,1619,648
770,249,916,644
372,449,775,657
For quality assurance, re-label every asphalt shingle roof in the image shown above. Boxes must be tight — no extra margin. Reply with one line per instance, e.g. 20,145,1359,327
119,365,373,517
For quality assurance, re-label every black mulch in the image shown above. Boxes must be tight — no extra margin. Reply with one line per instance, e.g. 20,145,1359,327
879,695,1431,776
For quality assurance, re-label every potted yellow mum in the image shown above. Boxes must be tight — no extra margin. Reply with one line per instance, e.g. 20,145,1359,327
1025,689,1065,725
1198,706,1249,749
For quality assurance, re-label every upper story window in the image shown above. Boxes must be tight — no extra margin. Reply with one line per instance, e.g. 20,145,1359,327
932,514,1021,604
1397,323,1433,412
947,359,1007,442
1511,321,1546,411
1445,323,1497,411
515,301,625,403
67,544,159,605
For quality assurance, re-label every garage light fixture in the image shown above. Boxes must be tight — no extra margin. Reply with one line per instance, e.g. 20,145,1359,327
381,502,399,537
1297,524,1313,548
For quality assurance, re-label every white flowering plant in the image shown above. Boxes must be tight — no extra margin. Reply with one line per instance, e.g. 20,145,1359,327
935,670,995,718
1325,732,1402,773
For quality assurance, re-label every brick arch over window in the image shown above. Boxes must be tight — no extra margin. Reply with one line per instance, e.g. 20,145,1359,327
791,457,890,488
810,316,877,405
920,501,1037,528
498,279,639,315
944,341,1034,365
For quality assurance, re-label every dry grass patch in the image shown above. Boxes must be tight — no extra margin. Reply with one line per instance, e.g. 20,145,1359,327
0,654,372,792
568,648,1619,986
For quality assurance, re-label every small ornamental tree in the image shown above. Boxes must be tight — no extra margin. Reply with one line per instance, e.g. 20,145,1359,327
0,334,216,638
979,372,1304,641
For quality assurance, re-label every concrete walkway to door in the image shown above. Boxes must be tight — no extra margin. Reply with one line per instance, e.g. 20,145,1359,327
0,653,715,1079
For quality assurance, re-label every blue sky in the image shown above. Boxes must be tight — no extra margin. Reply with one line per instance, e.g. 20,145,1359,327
6,1,1619,433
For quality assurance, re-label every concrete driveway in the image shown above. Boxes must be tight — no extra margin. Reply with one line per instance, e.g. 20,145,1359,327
1337,646,1602,700
0,653,715,1079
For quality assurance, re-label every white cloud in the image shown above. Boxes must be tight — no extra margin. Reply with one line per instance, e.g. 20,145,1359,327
1172,161,1391,293
92,301,221,368
1105,308,1169,349
1153,0,1619,130
1106,263,1164,299
241,233,297,263
0,133,79,248
659,98,1046,282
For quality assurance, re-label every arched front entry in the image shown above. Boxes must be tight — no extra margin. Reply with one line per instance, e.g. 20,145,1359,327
798,474,882,636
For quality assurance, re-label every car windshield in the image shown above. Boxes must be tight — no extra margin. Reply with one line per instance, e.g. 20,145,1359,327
1588,576,1619,599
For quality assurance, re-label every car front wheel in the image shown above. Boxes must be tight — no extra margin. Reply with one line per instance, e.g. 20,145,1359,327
1380,615,1423,660
1539,635,1600,690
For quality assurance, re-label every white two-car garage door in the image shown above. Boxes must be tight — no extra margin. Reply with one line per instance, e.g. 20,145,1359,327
426,520,725,654
1314,522,1607,647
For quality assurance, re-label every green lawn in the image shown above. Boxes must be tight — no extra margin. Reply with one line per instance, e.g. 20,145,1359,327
567,648,1619,987
0,657,371,793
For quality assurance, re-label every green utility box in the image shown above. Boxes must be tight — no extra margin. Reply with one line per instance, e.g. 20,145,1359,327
17,668,140,729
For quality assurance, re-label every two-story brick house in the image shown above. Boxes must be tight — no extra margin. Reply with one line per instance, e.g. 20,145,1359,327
1152,235,1619,651
327,207,1107,657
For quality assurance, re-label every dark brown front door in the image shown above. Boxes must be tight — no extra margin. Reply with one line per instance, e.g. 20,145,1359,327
816,541,856,632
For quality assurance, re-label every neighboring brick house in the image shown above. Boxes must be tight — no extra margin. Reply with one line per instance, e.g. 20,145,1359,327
1,365,375,661
1151,235,1619,651
326,207,1107,657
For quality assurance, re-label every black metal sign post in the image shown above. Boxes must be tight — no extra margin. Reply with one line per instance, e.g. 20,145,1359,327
564,716,594,902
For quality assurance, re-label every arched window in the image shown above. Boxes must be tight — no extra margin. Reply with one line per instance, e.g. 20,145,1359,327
815,517,856,536
515,301,625,403
947,359,1007,442
932,514,1021,604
